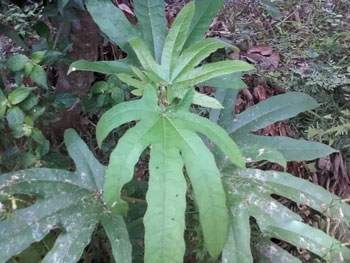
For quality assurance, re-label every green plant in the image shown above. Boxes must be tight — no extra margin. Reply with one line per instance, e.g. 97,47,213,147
0,129,131,263
0,50,69,172
210,88,349,262
1,0,350,263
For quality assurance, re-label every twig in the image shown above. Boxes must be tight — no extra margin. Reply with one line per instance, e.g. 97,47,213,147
53,23,64,50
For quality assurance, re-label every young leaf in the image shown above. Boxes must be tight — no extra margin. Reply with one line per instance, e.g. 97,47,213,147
193,91,224,109
129,37,166,82
184,0,224,48
5,54,29,72
161,1,195,78
171,38,233,80
97,85,242,261
0,129,132,263
117,73,145,89
8,87,35,105
134,0,167,63
174,60,254,87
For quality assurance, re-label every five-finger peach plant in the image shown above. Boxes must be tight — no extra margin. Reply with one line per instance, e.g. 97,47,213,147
1,0,349,263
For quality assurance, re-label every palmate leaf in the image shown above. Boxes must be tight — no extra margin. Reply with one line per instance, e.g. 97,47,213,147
134,0,167,63
0,129,131,263
184,0,225,48
212,90,336,163
97,84,244,262
222,168,350,263
86,0,139,57
71,0,251,96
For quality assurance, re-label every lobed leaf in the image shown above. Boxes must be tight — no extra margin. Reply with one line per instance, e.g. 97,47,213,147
144,136,187,263
171,38,233,80
171,111,244,168
241,145,287,168
0,129,131,263
103,120,157,214
254,239,302,263
96,84,159,146
184,0,224,48
223,169,350,263
134,0,167,63
99,85,240,260
179,130,228,258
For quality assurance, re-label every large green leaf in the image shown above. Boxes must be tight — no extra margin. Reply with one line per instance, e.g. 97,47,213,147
222,168,350,263
228,92,319,136
144,130,187,263
235,134,337,161
212,90,336,162
86,0,139,57
184,0,224,48
0,129,131,263
134,0,167,63
97,85,243,261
